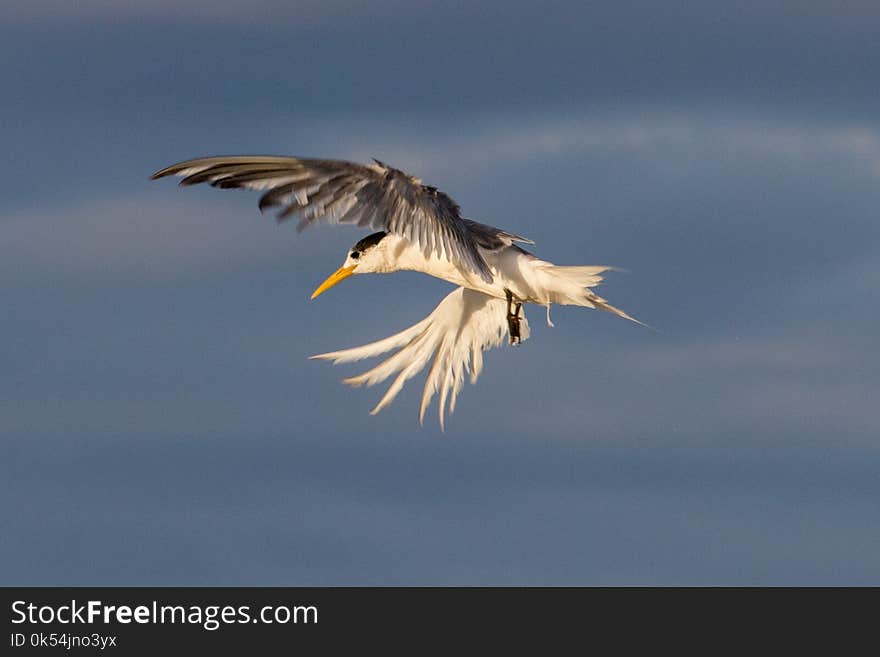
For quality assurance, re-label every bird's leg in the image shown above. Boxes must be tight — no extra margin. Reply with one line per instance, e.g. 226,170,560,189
505,289,522,345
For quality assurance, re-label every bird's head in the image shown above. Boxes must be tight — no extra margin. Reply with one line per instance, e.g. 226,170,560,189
311,231,389,299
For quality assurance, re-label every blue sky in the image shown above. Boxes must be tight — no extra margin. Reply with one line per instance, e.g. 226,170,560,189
2,1,879,584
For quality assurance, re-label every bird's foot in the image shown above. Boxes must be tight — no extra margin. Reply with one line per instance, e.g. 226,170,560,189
505,289,523,345
507,313,520,344
507,300,523,345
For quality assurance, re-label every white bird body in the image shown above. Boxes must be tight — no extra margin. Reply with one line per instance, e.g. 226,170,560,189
152,154,641,426
371,232,550,301
355,232,635,318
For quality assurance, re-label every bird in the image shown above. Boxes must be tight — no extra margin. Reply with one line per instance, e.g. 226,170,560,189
152,155,641,428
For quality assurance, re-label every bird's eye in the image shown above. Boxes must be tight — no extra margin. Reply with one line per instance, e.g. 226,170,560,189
350,251,360,259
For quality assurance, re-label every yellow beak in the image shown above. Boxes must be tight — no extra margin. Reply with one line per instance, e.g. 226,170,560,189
311,265,357,299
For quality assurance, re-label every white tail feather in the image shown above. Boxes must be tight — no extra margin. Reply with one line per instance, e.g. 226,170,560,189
538,264,645,326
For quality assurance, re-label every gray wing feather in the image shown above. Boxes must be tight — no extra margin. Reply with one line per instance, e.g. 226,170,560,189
152,155,527,283
462,219,534,250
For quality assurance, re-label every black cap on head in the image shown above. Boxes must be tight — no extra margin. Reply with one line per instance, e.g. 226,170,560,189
352,231,387,253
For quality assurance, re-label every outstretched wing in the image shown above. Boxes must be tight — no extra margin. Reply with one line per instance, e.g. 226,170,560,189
310,287,530,429
152,156,531,282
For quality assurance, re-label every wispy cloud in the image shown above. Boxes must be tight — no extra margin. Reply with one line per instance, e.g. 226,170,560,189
10,110,878,282
4,110,878,446
316,113,880,180
0,193,341,284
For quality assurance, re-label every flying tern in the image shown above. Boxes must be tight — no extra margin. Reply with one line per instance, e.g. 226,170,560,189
152,155,641,427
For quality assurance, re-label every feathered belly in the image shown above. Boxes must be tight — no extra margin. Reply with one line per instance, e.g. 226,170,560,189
401,243,597,306
417,250,549,304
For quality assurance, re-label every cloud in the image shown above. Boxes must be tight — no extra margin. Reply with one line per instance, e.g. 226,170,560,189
11,110,879,285
322,113,880,181
0,193,339,284
3,110,878,447
5,1,880,588
6,2,879,126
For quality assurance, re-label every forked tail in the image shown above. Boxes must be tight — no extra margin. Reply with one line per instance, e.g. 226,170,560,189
538,264,647,327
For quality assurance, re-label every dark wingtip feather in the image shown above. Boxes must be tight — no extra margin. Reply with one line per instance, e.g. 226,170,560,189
258,195,275,213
